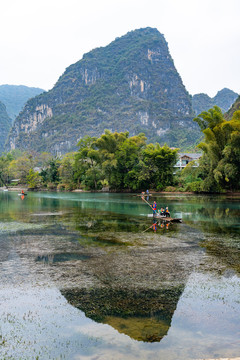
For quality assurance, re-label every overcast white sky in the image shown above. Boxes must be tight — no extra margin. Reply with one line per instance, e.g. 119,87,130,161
0,0,239,97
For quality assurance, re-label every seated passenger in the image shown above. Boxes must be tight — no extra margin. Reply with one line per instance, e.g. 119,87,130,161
164,207,170,217
158,208,165,216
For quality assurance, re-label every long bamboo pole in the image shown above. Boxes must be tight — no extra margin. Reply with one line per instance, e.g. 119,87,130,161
141,196,153,210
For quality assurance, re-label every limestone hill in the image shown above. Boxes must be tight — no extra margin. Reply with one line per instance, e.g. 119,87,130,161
6,28,199,154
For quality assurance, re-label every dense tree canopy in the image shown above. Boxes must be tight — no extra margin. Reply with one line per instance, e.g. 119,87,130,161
180,107,240,192
73,130,178,191
0,131,179,192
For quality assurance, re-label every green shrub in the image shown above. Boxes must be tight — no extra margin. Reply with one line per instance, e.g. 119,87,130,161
186,180,203,192
177,187,186,192
57,183,66,191
65,183,74,191
164,186,176,192
47,182,57,190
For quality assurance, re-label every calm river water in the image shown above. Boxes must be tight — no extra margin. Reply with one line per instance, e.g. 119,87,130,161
0,191,239,360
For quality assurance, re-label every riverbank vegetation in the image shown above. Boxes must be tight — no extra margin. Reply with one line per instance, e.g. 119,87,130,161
0,131,178,192
0,107,239,193
180,106,240,192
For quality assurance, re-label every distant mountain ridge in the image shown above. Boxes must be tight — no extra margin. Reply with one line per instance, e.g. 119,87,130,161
0,84,44,121
192,88,238,116
0,101,11,154
6,27,199,155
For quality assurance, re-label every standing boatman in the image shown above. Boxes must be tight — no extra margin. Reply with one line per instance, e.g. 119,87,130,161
151,201,157,214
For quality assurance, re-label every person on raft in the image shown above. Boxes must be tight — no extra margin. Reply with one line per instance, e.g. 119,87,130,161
151,201,157,214
158,207,165,216
164,207,170,217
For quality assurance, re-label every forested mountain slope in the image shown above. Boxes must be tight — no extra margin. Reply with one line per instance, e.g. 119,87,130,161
0,101,11,154
225,95,240,120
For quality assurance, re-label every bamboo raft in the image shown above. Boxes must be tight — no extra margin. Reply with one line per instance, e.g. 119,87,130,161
154,214,182,223
147,214,182,222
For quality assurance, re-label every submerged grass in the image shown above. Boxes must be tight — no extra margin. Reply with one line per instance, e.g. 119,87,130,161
0,222,46,233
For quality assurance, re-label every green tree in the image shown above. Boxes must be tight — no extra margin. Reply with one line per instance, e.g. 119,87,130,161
39,157,60,186
95,130,128,154
213,110,240,190
58,152,76,189
26,169,42,189
74,136,102,190
179,161,204,192
0,153,14,186
142,143,178,190
194,106,240,191
115,134,147,189
8,153,34,184
94,130,129,188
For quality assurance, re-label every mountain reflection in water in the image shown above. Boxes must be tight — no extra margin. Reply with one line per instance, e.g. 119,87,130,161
61,286,184,342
